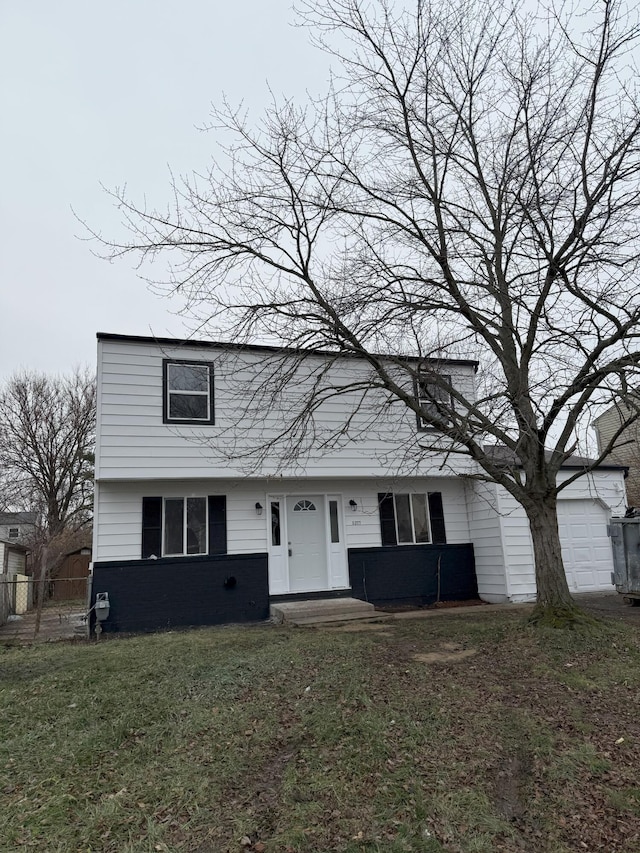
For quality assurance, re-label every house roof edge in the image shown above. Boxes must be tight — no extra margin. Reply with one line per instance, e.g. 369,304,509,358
96,332,480,371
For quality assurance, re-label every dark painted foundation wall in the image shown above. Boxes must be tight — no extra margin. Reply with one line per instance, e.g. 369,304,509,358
348,543,478,605
90,544,477,634
91,553,270,634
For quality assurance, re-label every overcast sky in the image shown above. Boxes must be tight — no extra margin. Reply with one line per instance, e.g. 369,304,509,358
0,1,332,381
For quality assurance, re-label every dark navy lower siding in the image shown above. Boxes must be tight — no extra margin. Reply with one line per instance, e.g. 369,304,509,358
91,553,269,634
348,544,477,605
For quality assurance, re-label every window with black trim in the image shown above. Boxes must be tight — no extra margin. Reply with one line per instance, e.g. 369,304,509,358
162,359,215,424
416,374,452,430
378,492,447,545
141,495,227,558
8,527,19,539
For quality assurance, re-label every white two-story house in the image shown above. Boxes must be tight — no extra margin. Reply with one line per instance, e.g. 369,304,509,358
92,333,627,633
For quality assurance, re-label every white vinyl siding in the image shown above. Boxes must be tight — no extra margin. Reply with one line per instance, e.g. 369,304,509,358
465,481,509,603
96,339,478,481
6,550,26,575
594,404,640,505
0,542,27,576
496,489,536,601
466,469,626,603
94,477,471,563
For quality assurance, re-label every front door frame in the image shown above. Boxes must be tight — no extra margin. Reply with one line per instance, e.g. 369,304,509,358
266,492,349,595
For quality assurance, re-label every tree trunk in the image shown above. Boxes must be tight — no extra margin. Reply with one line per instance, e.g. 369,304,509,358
523,497,583,624
33,543,48,639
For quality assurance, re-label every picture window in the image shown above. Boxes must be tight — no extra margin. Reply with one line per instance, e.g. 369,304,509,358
378,491,447,546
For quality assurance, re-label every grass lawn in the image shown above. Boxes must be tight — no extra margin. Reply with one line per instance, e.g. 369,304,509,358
2,612,640,853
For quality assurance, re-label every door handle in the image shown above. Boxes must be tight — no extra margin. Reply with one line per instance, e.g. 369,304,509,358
288,548,292,557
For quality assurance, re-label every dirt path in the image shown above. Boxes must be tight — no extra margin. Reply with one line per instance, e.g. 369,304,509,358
574,590,640,625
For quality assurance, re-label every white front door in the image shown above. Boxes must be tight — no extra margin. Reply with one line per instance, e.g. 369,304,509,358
286,495,328,592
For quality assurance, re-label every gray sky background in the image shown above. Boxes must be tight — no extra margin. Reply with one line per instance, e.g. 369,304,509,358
0,1,332,381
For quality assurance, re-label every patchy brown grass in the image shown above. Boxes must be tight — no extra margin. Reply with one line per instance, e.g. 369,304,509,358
1,611,640,852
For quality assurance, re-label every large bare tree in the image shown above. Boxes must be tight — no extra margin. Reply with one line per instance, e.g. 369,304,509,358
0,369,95,539
104,0,640,622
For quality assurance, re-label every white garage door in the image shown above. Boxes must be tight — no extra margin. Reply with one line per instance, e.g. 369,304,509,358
557,500,614,592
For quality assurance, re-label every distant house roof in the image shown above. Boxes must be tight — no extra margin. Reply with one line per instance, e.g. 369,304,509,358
64,547,92,557
96,332,480,372
484,445,628,473
0,539,29,553
0,511,37,526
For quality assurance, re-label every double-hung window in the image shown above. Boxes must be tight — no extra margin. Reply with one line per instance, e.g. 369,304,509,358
378,492,447,545
141,495,227,558
163,497,207,556
163,359,215,424
393,493,431,543
417,374,452,430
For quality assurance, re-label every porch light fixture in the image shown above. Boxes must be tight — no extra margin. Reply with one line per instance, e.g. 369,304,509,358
255,502,263,516
349,500,358,511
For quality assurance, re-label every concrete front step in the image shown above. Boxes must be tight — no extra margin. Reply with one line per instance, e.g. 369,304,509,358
292,611,382,627
270,597,376,626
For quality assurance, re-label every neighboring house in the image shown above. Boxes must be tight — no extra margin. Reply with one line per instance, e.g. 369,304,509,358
593,402,640,507
0,538,28,576
91,333,627,633
0,511,37,544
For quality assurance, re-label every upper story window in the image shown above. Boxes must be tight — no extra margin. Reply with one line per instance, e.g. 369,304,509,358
8,527,19,539
417,374,452,430
162,359,215,425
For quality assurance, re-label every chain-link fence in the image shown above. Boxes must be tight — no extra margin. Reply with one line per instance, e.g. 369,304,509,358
0,574,89,639
0,577,11,627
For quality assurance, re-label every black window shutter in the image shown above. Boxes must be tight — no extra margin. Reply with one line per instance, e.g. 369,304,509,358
378,493,397,546
208,495,227,554
428,492,447,544
142,497,163,558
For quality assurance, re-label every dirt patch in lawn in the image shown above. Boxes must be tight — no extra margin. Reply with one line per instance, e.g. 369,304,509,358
412,641,478,664
492,752,533,821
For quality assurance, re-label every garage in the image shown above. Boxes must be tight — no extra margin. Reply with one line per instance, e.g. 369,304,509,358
557,500,615,592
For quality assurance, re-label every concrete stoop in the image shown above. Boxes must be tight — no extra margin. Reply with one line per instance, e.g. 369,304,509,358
270,597,378,626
